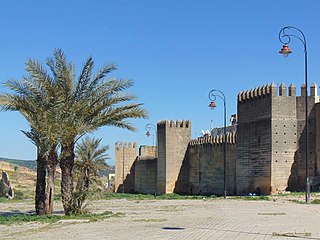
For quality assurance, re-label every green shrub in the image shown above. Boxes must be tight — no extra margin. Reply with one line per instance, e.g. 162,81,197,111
13,190,25,200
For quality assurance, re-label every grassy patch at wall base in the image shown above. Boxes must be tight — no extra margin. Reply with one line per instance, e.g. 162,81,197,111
0,211,122,225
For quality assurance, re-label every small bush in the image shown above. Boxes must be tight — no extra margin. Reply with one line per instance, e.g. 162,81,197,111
13,190,25,200
311,199,320,204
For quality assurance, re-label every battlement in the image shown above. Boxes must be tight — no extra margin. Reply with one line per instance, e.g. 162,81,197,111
238,82,319,102
139,145,157,157
115,142,137,150
189,132,236,148
157,119,191,128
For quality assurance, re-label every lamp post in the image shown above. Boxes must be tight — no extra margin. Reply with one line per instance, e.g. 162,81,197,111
278,26,310,204
208,89,227,198
145,123,158,196
145,123,157,149
115,141,125,193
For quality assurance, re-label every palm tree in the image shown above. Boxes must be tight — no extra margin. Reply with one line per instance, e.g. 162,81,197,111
48,49,148,215
73,137,109,211
1,49,148,215
0,60,61,215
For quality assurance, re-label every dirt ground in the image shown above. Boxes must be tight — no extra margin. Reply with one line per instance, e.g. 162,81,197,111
1,195,320,240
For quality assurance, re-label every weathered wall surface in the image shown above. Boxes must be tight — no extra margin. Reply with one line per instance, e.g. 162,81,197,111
271,83,298,193
157,120,191,194
135,157,157,194
114,82,320,195
115,142,137,193
236,82,320,194
139,146,157,157
180,133,236,195
315,103,320,179
236,84,273,195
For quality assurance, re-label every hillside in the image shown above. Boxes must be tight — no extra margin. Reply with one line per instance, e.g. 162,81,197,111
0,157,114,175
0,157,36,171
0,160,36,199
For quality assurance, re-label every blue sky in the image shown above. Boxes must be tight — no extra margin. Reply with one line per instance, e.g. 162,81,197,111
1,1,320,165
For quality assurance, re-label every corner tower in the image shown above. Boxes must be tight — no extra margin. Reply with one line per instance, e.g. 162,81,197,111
157,120,191,194
115,142,137,193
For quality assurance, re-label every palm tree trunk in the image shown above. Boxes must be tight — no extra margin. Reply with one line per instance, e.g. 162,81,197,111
35,148,47,215
45,148,58,214
60,142,75,215
85,168,90,190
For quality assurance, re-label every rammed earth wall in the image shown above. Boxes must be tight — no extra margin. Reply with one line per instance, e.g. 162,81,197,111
115,82,320,195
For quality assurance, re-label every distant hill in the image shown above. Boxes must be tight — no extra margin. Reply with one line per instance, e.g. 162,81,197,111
100,165,115,176
0,157,115,176
0,157,36,171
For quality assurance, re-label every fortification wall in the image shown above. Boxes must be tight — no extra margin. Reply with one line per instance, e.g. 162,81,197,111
289,83,320,190
236,82,320,194
271,83,298,192
316,103,320,180
115,142,137,193
157,120,191,194
139,145,157,157
181,133,236,195
134,157,157,194
236,84,274,195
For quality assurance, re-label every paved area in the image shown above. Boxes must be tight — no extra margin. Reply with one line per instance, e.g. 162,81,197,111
1,197,320,239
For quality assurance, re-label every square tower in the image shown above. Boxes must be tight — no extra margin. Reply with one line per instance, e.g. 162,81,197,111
157,120,191,194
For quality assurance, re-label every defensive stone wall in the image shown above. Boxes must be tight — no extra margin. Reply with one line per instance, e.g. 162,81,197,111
114,82,320,196
178,133,236,195
237,82,320,194
134,156,157,194
315,103,320,180
114,142,137,193
289,83,320,190
139,145,157,157
271,83,298,193
157,120,191,194
236,83,274,194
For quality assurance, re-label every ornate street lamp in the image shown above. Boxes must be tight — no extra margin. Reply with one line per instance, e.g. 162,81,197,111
145,123,158,196
208,89,227,198
145,123,157,147
278,26,310,203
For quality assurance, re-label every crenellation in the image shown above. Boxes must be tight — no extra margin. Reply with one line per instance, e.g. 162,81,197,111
253,87,258,98
301,83,306,97
249,89,254,98
189,132,237,148
241,91,246,101
257,86,262,97
116,142,137,150
170,119,174,127
182,120,191,128
310,82,318,96
238,82,317,101
270,82,277,96
245,90,250,100
288,83,296,96
279,82,287,96
115,141,138,193
162,119,191,128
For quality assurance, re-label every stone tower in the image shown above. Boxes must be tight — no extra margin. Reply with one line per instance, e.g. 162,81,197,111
236,82,320,195
290,82,320,190
157,120,191,194
115,142,137,193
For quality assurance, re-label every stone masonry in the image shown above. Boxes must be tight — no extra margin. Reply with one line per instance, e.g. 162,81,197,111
115,82,320,195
